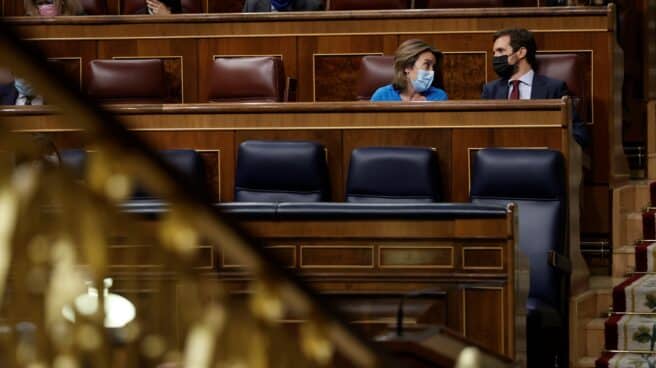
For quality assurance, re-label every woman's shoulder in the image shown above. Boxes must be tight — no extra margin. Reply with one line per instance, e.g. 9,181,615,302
427,87,448,101
371,84,400,101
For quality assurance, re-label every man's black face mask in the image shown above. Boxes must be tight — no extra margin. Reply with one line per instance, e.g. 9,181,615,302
492,55,517,80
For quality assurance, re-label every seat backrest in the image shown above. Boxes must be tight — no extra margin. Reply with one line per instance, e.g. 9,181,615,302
470,148,565,306
356,55,394,101
424,0,505,7
60,149,87,180
86,59,166,104
208,57,286,103
235,140,331,202
346,147,441,203
328,0,412,10
133,149,207,199
81,0,107,14
535,53,586,120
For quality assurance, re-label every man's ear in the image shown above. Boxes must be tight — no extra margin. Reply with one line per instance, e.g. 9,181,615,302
517,47,527,60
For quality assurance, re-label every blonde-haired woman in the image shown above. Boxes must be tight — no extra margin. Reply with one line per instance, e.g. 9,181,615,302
24,0,83,15
371,39,447,102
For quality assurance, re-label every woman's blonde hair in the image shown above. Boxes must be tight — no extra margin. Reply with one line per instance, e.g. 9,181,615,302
391,39,443,92
24,0,83,15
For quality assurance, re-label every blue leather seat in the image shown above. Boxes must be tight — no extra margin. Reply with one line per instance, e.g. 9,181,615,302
346,147,441,203
133,149,206,200
234,140,330,202
60,149,206,201
59,149,87,179
469,148,569,368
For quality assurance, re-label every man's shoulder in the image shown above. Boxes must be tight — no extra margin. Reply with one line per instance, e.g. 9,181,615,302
533,73,566,88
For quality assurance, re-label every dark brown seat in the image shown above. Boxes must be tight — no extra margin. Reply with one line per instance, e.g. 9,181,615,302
327,0,411,10
208,56,292,103
423,0,505,7
81,0,107,14
86,59,166,104
356,55,394,101
535,53,587,121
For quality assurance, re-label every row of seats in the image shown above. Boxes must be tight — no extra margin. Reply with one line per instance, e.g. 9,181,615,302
80,53,585,106
60,141,442,202
75,143,567,368
86,57,291,103
77,0,535,16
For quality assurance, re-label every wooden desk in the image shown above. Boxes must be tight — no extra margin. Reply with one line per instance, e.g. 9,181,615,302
104,203,521,361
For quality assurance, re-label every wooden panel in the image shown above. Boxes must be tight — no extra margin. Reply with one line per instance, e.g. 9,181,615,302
442,52,486,100
379,246,454,268
314,54,368,102
108,244,214,269
47,57,82,90
222,245,295,268
298,35,399,102
300,246,374,268
197,150,220,202
25,40,97,92
463,288,504,353
581,184,610,235
461,247,503,270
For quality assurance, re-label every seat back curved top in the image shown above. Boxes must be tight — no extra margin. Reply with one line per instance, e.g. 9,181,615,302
235,140,331,202
346,146,441,203
86,59,166,104
208,56,287,103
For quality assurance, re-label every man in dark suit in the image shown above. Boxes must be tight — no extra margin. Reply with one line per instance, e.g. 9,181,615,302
481,28,589,148
243,0,323,12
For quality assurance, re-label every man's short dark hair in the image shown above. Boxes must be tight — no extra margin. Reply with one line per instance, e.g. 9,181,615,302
493,28,537,68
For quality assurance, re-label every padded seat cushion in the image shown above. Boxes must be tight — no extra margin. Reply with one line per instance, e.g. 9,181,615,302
87,59,166,104
208,57,285,102
133,149,206,199
346,147,440,203
356,55,394,100
235,140,330,202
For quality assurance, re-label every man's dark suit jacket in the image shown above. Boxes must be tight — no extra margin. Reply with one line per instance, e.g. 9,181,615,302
481,73,590,148
243,0,323,11
0,82,17,105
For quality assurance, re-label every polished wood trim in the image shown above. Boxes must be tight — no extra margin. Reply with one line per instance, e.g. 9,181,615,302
0,100,565,114
3,7,613,26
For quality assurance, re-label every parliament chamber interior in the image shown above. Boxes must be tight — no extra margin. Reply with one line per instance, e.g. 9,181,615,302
0,0,654,367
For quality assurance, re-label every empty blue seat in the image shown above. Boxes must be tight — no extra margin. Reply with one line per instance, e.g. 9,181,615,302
470,148,569,368
234,140,330,202
345,146,441,203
